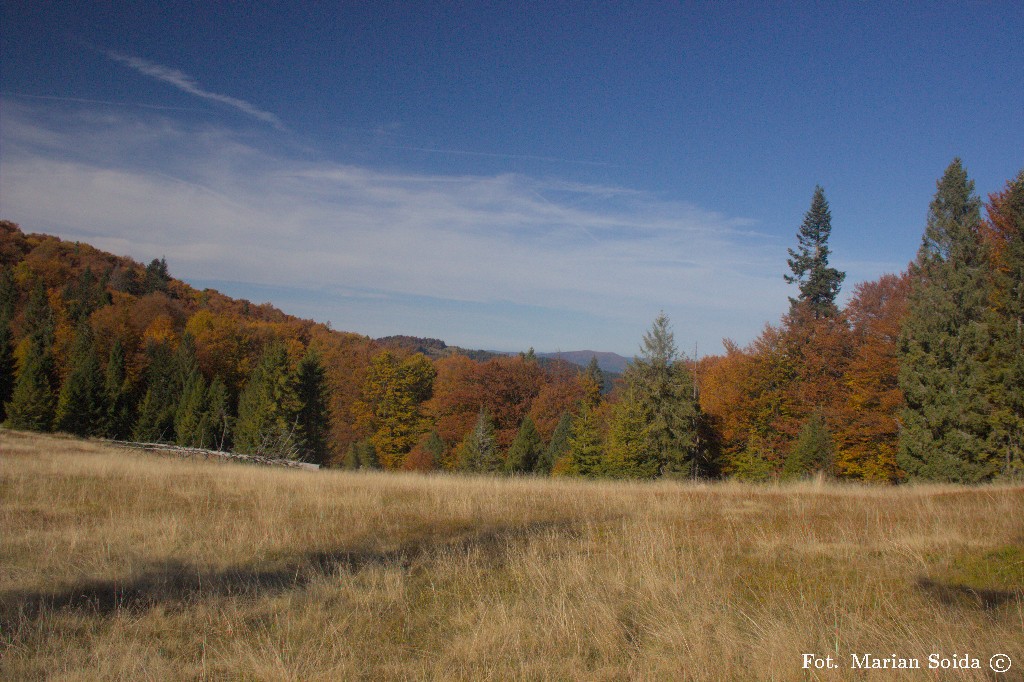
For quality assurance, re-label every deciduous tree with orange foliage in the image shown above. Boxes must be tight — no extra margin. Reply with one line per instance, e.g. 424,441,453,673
831,274,910,482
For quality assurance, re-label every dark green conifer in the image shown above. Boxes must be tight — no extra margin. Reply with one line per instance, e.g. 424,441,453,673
104,340,135,439
174,370,209,448
622,313,699,477
567,403,603,477
63,266,110,322
604,388,658,479
132,341,178,442
984,170,1024,478
785,186,846,318
144,257,171,294
54,323,109,436
0,266,16,324
235,342,300,457
782,412,834,479
343,440,379,470
505,415,544,473
898,159,996,482
205,376,232,451
5,283,56,431
417,431,446,470
295,348,331,464
537,412,572,475
730,435,774,482
582,356,605,405
0,319,15,422
5,337,56,430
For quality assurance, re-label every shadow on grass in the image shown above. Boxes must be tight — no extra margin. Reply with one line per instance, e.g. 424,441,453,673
915,577,1022,610
0,518,583,625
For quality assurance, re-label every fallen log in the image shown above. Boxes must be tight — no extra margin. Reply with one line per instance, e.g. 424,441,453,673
103,440,320,471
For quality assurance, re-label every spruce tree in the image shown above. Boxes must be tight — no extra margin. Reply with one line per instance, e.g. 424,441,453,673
538,412,572,475
205,376,232,450
622,313,699,476
132,341,178,442
782,412,834,479
5,336,56,430
5,283,56,431
343,440,379,470
456,408,500,473
604,388,658,478
295,348,331,464
235,342,301,457
0,319,15,422
898,159,996,482
567,403,603,477
582,356,605,406
730,435,774,482
23,281,55,347
0,266,16,324
174,370,209,448
785,186,846,318
419,431,446,469
505,415,544,473
104,339,135,439
0,267,14,420
983,170,1024,478
143,257,171,294
62,266,110,322
54,323,109,436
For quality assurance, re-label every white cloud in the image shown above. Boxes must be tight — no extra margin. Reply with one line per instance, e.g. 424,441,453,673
107,53,285,130
0,101,795,354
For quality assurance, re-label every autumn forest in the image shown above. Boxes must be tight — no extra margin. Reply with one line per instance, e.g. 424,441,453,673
1,159,1022,484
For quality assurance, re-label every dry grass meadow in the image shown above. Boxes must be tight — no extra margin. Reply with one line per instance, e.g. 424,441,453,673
1,429,1022,680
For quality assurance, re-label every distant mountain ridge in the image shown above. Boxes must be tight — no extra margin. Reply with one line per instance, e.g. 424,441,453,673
375,336,631,374
374,335,506,362
536,351,630,374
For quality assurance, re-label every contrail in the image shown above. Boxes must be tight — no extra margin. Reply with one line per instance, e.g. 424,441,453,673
107,52,285,130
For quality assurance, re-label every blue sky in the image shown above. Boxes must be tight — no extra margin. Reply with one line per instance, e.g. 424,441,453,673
1,2,1021,356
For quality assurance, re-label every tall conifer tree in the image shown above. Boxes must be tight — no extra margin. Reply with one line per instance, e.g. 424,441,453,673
104,339,135,439
235,342,301,457
622,313,699,476
133,341,178,442
54,322,108,436
505,414,543,473
604,387,659,478
538,412,572,475
898,159,996,481
456,408,500,473
5,282,56,431
567,403,603,477
982,170,1024,477
295,348,331,464
174,370,209,447
786,186,845,318
0,319,15,422
205,376,232,451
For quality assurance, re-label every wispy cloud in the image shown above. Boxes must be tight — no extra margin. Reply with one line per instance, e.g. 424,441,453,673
382,144,620,168
0,101,802,353
1,92,202,112
107,53,285,130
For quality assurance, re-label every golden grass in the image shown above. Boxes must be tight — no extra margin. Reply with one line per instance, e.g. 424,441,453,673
2,428,1022,680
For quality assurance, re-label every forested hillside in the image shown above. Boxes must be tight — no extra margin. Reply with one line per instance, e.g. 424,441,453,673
2,160,1021,482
